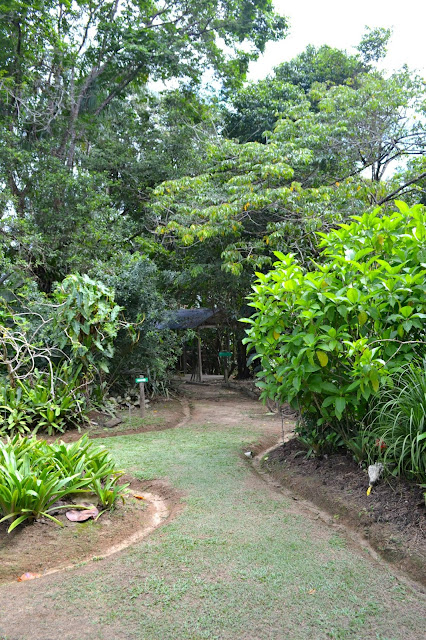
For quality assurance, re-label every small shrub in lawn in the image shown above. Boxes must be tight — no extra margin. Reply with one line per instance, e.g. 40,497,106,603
0,435,128,533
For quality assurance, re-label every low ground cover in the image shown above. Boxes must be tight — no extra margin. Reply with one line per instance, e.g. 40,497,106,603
0,434,127,532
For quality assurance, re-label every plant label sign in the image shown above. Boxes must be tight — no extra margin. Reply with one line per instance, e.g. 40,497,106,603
136,377,148,418
219,351,232,358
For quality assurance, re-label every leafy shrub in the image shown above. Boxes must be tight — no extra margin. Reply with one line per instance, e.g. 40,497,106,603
0,364,87,435
53,273,123,375
362,363,426,482
243,202,426,445
0,435,127,532
0,273,124,435
92,256,181,391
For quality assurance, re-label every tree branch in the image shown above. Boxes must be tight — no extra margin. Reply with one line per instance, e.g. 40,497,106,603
377,171,426,205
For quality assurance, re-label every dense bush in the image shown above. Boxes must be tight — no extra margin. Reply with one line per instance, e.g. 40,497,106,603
0,435,127,533
93,256,181,392
0,274,123,435
243,202,426,448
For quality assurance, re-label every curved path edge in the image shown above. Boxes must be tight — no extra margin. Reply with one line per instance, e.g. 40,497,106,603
7,395,193,585
250,440,426,594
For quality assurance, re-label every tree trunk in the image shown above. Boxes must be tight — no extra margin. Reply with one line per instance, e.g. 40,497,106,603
235,330,251,379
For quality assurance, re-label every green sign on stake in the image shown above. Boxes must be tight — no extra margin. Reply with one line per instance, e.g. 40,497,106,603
135,377,148,383
219,351,232,358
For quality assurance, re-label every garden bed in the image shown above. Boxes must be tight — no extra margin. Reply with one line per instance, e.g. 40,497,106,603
262,439,426,586
0,477,182,584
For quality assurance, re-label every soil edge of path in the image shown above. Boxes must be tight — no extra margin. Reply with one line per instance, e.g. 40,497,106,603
255,441,425,589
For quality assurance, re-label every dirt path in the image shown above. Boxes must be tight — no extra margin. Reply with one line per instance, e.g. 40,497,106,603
184,384,424,587
0,384,424,640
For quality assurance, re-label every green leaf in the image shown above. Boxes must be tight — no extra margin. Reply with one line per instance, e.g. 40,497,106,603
320,381,339,393
321,396,335,408
346,288,359,303
283,280,296,291
400,306,413,318
358,311,368,326
292,377,301,391
346,380,361,392
335,397,346,417
273,251,287,261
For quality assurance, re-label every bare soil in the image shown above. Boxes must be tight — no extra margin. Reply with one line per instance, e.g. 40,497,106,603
263,438,426,586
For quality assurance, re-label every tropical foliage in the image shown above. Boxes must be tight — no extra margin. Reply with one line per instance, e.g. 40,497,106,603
242,202,426,472
151,63,426,297
0,274,124,434
0,365,87,436
0,434,127,532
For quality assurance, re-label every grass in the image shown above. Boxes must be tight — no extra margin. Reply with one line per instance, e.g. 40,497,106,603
0,420,424,640
88,412,165,436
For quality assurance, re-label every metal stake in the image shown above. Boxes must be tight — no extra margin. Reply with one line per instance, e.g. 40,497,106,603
139,381,145,419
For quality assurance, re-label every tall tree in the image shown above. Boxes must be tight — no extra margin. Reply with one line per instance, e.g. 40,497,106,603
224,28,394,144
151,62,426,277
0,0,287,164
0,0,287,289
274,43,367,92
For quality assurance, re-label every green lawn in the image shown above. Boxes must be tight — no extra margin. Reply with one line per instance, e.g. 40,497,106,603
0,419,424,640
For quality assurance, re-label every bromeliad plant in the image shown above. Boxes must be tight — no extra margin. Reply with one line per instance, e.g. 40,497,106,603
48,436,128,508
0,435,128,532
242,202,426,444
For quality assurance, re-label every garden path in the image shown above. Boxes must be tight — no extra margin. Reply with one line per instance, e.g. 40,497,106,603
0,384,424,640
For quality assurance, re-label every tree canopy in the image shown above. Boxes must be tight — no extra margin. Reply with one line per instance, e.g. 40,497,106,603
0,0,286,288
1,13,425,387
223,32,392,143
151,66,426,277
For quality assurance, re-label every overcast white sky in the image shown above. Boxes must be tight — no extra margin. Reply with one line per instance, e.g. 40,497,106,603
249,0,426,80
